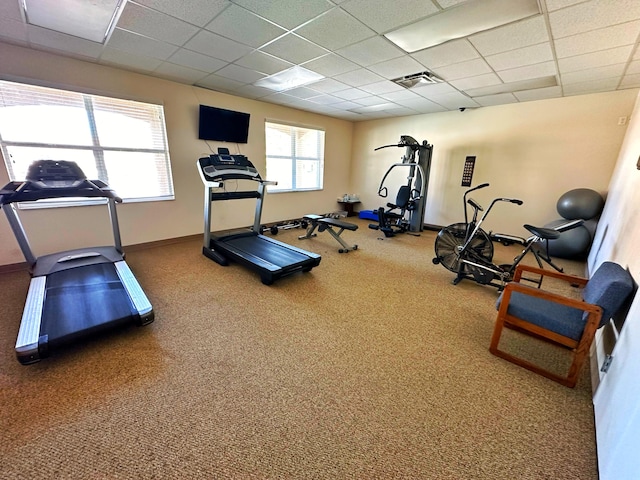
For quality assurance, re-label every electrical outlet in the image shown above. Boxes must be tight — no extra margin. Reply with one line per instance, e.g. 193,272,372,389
618,116,627,125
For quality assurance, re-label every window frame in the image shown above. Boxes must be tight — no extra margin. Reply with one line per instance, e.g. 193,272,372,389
265,120,325,193
0,79,174,209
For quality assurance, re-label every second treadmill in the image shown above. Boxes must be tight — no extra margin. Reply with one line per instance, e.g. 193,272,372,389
197,151,321,285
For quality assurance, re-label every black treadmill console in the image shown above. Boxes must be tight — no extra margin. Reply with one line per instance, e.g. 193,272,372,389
200,154,261,181
26,160,87,189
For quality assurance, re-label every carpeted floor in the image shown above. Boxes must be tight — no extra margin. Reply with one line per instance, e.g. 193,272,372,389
0,218,597,479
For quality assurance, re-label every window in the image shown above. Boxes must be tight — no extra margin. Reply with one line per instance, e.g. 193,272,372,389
265,121,324,192
0,80,174,205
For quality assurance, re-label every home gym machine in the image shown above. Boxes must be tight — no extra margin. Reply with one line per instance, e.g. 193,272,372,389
197,149,321,285
368,135,433,237
0,160,154,364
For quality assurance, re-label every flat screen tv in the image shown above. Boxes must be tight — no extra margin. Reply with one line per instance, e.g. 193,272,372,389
198,105,250,144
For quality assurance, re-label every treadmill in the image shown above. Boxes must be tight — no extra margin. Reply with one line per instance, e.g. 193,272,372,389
197,150,321,285
0,160,154,364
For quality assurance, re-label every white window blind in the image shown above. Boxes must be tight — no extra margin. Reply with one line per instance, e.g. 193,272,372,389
0,80,174,205
265,121,324,192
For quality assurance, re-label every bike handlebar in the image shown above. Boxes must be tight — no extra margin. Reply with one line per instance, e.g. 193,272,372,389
466,182,489,193
494,197,523,205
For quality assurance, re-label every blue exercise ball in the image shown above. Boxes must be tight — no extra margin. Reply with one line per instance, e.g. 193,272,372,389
556,188,604,220
543,219,592,259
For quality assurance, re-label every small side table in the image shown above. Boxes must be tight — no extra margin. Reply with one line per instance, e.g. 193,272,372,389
337,199,361,217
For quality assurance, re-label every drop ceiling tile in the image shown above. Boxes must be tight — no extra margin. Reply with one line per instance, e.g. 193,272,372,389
626,60,640,75
469,16,549,56
117,3,199,46
262,92,300,106
497,61,557,83
450,73,501,91
216,64,266,84
333,68,385,87
379,89,423,102
428,91,479,109
561,63,626,84
167,49,228,73
513,85,562,101
558,45,633,74
307,78,351,93
302,53,359,76
473,93,518,106
407,98,448,114
196,73,244,92
284,86,323,99
554,21,640,59
348,103,396,113
389,92,436,108
108,28,178,60
383,105,421,116
26,25,104,59
153,62,209,83
411,82,459,98
352,95,388,106
205,4,286,48
133,0,230,27
367,56,425,79
563,77,620,95
336,36,404,67
485,43,553,71
234,51,292,75
233,84,274,98
307,93,343,105
260,34,328,65
549,0,640,39
184,30,252,62
545,0,583,11
331,100,363,110
287,98,323,110
410,40,479,69
359,80,405,95
295,8,375,51
341,0,439,33
332,87,371,100
432,58,492,81
620,73,640,88
233,0,334,30
100,47,163,73
438,0,469,7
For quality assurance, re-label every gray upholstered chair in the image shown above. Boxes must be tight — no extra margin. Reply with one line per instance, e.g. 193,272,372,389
490,261,634,388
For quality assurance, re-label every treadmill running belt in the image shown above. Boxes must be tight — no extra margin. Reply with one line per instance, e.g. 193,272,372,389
41,263,137,347
225,235,312,267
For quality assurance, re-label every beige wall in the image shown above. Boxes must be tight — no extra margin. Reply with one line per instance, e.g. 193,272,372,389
0,43,353,266
2,39,639,269
351,90,637,237
589,91,640,277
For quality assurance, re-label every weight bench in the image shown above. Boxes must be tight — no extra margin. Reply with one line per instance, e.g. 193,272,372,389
298,214,358,253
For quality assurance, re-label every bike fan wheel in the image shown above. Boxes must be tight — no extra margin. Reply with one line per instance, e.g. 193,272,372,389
434,223,494,273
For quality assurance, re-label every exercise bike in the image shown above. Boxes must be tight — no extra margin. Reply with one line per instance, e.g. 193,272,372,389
432,183,583,290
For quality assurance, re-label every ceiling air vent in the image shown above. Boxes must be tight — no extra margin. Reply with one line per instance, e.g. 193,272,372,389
392,71,443,89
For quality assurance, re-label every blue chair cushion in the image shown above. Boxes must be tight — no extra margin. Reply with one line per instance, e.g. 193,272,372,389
495,261,634,341
499,291,587,341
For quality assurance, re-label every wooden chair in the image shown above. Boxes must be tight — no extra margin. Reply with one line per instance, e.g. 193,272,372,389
489,261,634,388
